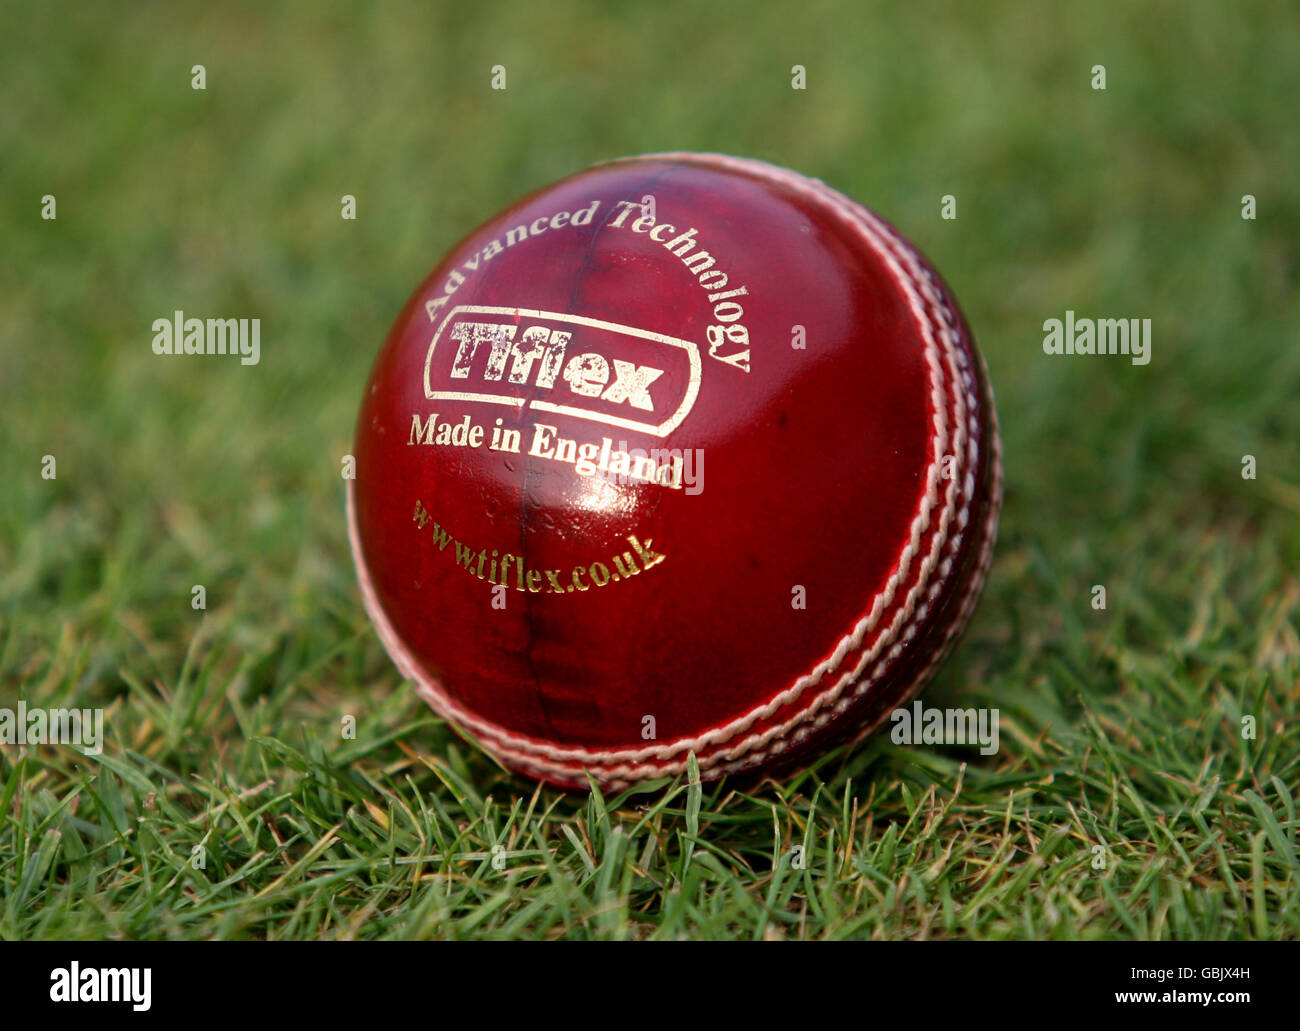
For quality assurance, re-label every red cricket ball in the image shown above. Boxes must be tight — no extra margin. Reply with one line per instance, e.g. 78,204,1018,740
349,152,1001,790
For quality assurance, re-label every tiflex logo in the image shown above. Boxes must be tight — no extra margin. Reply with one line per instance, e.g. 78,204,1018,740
424,306,701,437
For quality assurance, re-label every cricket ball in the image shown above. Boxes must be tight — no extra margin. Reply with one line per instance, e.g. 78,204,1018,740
349,152,1001,790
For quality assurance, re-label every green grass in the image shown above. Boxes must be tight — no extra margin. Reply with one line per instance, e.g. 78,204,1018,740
1,0,1297,939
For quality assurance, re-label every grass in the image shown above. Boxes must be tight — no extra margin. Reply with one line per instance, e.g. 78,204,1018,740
0,0,1297,939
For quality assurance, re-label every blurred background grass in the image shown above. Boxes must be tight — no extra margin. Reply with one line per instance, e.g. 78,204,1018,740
0,0,1297,939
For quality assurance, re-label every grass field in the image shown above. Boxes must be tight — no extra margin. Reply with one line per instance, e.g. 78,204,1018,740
1,0,1297,939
